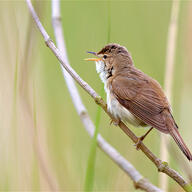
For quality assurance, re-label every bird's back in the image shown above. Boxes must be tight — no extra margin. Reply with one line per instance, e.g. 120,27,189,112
109,66,174,133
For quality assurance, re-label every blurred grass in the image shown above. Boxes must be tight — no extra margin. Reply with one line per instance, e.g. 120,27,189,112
0,0,191,191
32,84,41,191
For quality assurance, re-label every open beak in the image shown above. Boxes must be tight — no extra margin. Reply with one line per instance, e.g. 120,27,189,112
85,51,102,61
84,58,102,61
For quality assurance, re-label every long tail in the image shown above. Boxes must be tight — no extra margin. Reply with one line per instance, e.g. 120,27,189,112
170,128,192,161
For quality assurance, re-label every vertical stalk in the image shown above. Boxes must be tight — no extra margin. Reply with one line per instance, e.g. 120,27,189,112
159,0,180,191
84,2,111,191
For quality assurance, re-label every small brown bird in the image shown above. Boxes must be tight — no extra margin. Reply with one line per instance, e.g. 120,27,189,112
86,43,192,161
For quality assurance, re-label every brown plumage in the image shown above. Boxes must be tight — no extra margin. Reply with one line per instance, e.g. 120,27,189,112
87,43,192,161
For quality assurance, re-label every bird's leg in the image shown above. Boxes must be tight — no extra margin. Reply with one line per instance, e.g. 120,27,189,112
134,127,153,150
110,118,120,126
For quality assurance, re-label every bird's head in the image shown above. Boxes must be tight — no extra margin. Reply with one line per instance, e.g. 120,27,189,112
85,43,133,76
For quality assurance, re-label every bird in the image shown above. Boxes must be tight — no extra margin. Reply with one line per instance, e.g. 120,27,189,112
85,43,192,161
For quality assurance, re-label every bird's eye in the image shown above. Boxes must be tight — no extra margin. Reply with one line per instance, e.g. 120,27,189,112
103,55,107,59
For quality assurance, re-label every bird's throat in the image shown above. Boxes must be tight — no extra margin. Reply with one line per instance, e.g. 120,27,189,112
95,60,108,85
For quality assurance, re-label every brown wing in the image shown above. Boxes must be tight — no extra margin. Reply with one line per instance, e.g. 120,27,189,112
110,69,171,133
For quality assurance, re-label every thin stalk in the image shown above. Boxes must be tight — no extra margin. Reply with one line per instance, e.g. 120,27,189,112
32,83,40,190
12,41,19,162
84,89,103,191
107,0,111,44
13,50,19,108
31,83,58,191
159,0,180,191
84,2,111,191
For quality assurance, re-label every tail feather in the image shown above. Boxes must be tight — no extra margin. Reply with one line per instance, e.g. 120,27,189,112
170,128,192,161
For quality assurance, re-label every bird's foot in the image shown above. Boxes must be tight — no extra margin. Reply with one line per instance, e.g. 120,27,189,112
134,136,145,150
110,118,120,126
133,127,153,150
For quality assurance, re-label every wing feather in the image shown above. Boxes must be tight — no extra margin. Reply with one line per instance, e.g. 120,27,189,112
111,70,170,133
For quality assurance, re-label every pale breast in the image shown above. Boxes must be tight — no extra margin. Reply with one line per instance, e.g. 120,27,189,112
106,86,143,127
95,60,145,127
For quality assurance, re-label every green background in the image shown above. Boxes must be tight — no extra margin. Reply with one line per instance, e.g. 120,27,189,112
0,0,191,191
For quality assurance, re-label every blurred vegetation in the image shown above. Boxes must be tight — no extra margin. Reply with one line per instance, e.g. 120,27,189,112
0,0,192,191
